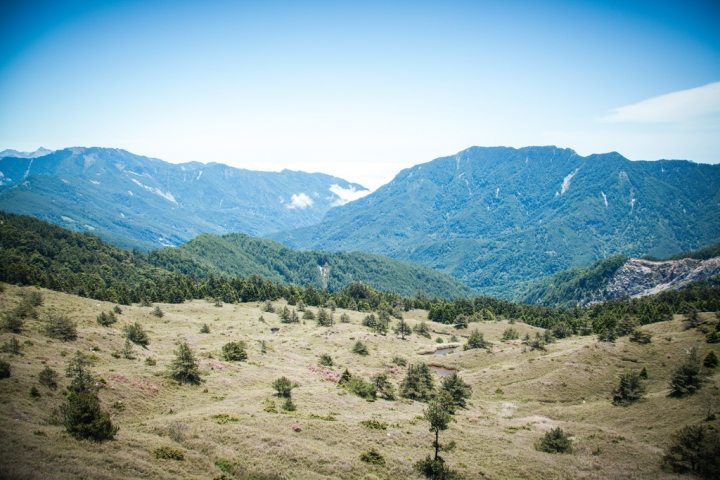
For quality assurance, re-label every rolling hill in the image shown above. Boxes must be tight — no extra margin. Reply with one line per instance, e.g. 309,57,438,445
270,146,720,299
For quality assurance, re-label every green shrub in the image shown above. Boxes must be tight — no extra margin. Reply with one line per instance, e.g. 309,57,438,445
1,311,24,334
113,305,122,315
151,306,164,318
153,446,185,460
400,363,435,401
263,300,275,313
0,360,9,379
551,322,572,339
1,336,22,354
272,376,293,398
281,397,296,411
670,352,704,397
629,329,652,344
464,329,489,350
318,354,333,367
44,315,77,341
345,376,377,400
123,322,150,347
340,313,350,323
96,311,117,327
30,385,41,398
704,351,719,368
38,366,59,390
413,455,463,479
352,341,369,356
145,357,157,366
302,309,315,320
221,341,248,362
662,424,720,477
200,323,210,334
316,307,334,327
598,328,617,343
616,315,638,337
501,328,519,341
26,291,44,307
415,321,432,338
392,355,407,367
536,427,572,454
360,419,388,430
435,337,444,344
440,372,471,409
359,448,385,466
373,372,396,400
170,342,201,385
60,391,118,442
612,371,646,405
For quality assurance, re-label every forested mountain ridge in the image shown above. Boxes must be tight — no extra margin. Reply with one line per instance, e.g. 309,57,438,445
0,211,472,300
149,232,476,299
0,147,368,250
270,146,720,298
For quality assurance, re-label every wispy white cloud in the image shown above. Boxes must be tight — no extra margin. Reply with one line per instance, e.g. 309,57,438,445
287,193,313,209
329,184,370,206
599,81,720,123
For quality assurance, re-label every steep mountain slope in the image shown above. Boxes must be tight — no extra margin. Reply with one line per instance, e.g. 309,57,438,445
149,233,475,299
522,243,720,307
271,146,720,298
0,147,368,250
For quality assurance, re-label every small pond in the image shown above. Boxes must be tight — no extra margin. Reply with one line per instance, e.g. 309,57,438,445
429,365,458,377
270,328,279,334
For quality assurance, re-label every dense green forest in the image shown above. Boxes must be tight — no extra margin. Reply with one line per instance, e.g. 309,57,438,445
2,212,719,336
148,232,475,299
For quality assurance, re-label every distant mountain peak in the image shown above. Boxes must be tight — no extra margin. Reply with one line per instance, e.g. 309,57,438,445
0,147,54,159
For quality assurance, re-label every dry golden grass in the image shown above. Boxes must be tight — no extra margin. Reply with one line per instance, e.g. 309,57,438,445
0,284,717,479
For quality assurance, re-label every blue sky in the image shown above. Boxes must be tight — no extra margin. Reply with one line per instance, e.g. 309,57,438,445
0,0,718,189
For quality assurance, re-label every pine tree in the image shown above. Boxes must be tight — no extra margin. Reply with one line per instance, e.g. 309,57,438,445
272,376,293,398
424,399,451,461
612,371,646,405
704,351,719,368
579,318,594,336
394,318,412,339
440,372,471,409
221,341,248,362
400,363,435,401
616,315,638,337
373,372,396,400
670,349,704,397
415,321,432,338
170,342,201,385
316,307,334,327
464,329,489,350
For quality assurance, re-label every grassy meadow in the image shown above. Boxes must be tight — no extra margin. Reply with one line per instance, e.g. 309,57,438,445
0,284,718,479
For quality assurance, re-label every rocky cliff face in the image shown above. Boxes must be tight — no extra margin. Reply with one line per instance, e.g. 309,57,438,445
602,257,720,301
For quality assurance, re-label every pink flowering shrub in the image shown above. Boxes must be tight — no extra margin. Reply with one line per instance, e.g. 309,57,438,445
292,424,302,432
307,364,340,382
208,361,227,370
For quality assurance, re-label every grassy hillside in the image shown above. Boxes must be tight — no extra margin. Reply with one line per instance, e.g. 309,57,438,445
149,233,476,299
1,284,719,479
271,146,720,299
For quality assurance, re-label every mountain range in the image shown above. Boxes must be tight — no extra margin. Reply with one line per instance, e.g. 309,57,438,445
0,147,368,250
270,146,720,298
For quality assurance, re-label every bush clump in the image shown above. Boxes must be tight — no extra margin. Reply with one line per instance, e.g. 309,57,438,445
392,355,407,367
221,341,248,362
536,427,572,454
123,322,150,347
151,306,164,318
318,354,333,366
670,350,704,397
1,336,22,354
704,351,719,369
612,371,646,406
359,448,385,466
96,311,117,327
629,329,652,344
413,455,463,479
352,341,369,356
501,328,520,341
44,315,77,341
272,376,293,398
153,446,185,460
38,366,59,390
662,424,720,477
0,360,10,379
464,329,489,350
25,291,44,307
